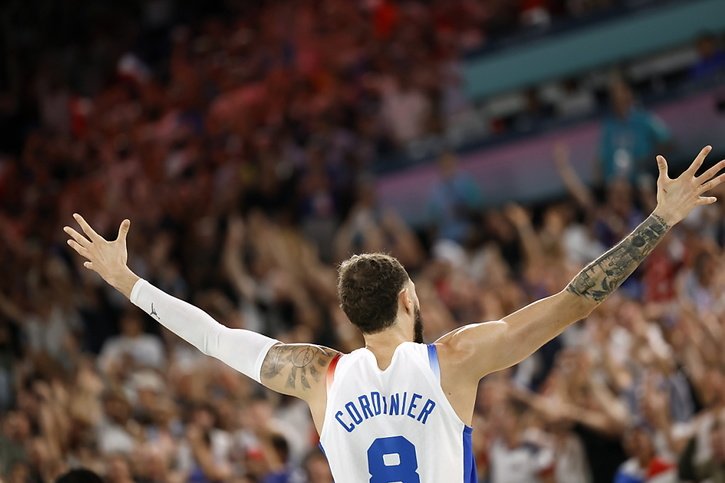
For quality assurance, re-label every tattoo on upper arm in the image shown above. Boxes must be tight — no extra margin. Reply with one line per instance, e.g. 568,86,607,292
567,214,669,302
261,344,337,391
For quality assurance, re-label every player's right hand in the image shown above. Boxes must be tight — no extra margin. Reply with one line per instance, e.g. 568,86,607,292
64,214,135,294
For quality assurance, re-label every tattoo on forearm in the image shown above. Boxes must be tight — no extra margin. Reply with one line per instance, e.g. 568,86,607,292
261,344,336,391
567,214,670,302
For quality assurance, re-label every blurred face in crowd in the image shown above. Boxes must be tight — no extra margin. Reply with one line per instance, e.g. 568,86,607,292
355,179,377,209
106,454,133,483
134,444,168,480
27,437,51,466
150,398,175,427
136,386,161,418
3,411,30,441
701,369,725,406
191,406,216,431
492,404,522,445
120,313,143,337
542,205,568,238
16,389,40,417
697,35,717,59
213,398,238,431
610,81,634,118
606,178,634,217
243,397,274,435
305,450,334,483
103,392,131,424
7,462,30,483
694,252,717,287
626,428,655,464
438,153,458,180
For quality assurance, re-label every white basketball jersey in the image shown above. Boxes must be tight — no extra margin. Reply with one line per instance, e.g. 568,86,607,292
319,342,477,482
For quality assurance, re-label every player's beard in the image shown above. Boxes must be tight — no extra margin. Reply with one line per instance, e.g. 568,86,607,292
414,306,424,343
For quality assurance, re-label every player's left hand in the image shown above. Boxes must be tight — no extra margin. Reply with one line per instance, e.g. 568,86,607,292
64,214,132,289
653,146,725,225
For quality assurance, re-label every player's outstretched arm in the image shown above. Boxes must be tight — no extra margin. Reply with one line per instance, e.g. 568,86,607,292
439,146,725,380
63,214,337,401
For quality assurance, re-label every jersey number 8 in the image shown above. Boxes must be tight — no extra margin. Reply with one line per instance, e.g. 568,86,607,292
367,435,421,483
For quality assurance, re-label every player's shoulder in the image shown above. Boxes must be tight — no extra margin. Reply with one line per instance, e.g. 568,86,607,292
433,320,508,362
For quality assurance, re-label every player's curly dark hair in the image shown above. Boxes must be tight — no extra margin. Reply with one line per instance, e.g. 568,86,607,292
337,253,410,334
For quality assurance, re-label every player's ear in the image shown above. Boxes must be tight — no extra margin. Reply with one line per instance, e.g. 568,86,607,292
398,287,413,314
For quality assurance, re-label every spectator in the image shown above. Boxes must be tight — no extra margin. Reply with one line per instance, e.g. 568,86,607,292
548,421,592,483
97,390,139,455
599,79,671,184
426,153,484,245
333,177,424,268
678,250,723,316
301,447,333,483
0,411,29,475
614,426,677,483
261,434,293,483
130,443,175,482
555,78,597,119
488,401,555,483
176,404,233,482
105,453,135,483
380,73,433,146
520,0,553,28
21,291,81,368
678,416,725,482
513,88,554,133
99,311,165,373
690,32,725,81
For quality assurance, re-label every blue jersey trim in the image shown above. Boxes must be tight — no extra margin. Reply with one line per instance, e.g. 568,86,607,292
427,344,440,383
428,343,476,481
613,474,642,483
463,425,477,482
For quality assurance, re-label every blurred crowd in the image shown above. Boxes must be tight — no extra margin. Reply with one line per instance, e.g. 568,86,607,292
2,0,725,482
4,0,692,167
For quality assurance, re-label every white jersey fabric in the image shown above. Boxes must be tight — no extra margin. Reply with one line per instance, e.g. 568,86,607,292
320,342,476,482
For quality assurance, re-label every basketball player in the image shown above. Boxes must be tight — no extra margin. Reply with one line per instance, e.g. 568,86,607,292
65,147,724,482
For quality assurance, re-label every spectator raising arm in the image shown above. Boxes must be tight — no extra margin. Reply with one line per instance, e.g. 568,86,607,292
554,143,597,214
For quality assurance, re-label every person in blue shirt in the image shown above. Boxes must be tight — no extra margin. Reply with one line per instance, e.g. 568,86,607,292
690,33,725,81
426,153,484,244
599,80,671,185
